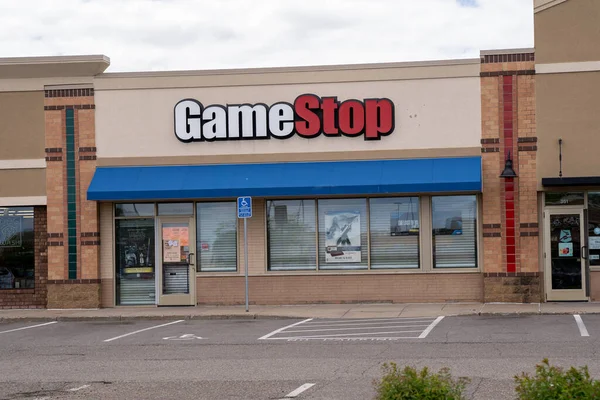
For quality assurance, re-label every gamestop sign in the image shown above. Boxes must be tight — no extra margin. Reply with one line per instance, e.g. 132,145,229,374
174,94,395,143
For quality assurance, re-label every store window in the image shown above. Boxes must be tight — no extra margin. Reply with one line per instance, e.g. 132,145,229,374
370,197,420,269
267,200,317,270
545,192,585,207
196,202,237,272
318,198,368,270
115,203,154,217
432,196,477,268
0,207,34,289
115,204,156,305
588,193,600,266
158,203,194,215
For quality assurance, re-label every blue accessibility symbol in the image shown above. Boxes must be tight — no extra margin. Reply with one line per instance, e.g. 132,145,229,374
237,197,252,218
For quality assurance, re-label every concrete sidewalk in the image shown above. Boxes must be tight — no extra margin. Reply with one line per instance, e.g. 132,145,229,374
2,302,600,322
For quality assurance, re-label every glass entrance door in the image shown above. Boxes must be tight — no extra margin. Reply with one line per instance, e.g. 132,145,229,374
157,218,196,306
545,209,588,301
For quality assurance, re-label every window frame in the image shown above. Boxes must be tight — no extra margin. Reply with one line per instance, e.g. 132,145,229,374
317,197,369,271
195,200,238,273
369,196,421,270
430,194,479,270
266,199,318,272
113,203,157,306
264,194,483,274
0,206,35,290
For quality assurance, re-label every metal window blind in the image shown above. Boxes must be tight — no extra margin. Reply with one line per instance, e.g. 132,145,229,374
318,199,368,270
370,198,420,269
197,202,237,272
432,196,477,268
267,200,317,271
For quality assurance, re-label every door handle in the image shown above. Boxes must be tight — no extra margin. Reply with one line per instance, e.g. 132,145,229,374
187,253,195,265
582,246,588,260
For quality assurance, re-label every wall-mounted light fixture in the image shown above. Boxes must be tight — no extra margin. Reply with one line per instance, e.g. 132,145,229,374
500,151,517,178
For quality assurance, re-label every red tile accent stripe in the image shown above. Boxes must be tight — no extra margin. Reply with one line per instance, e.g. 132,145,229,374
503,75,516,273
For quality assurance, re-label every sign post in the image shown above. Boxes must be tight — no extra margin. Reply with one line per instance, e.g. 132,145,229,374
237,197,252,312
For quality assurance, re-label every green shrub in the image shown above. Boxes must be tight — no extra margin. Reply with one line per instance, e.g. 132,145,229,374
373,362,470,400
514,358,600,399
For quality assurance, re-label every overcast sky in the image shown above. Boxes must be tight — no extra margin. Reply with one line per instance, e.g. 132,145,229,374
0,0,533,72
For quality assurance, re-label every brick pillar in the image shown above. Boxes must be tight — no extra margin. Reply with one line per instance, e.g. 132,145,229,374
44,88,100,309
480,51,541,302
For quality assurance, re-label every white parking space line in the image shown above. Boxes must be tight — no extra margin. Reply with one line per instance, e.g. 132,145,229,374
0,321,57,335
258,318,313,340
285,324,430,334
283,383,315,398
574,314,590,337
302,319,435,328
260,316,444,341
306,317,434,325
103,320,184,342
272,330,423,339
69,385,90,392
418,316,445,339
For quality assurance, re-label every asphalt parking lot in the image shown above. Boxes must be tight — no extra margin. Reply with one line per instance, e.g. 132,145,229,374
1,314,600,399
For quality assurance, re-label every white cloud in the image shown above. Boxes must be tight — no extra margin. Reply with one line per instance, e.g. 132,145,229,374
0,0,533,72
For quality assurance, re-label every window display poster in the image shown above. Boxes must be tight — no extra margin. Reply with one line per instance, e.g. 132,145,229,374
558,242,573,257
559,229,572,243
115,221,154,274
0,216,22,247
162,226,189,246
589,236,600,250
163,239,181,262
324,211,361,263
162,226,189,262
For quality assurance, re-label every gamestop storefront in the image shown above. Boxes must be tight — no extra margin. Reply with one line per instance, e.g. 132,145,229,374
88,59,484,307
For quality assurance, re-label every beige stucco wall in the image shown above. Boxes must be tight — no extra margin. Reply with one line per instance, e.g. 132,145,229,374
0,91,45,160
536,71,600,184
94,63,481,164
535,0,600,64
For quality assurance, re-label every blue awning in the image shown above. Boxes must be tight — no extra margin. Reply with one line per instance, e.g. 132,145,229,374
87,157,481,201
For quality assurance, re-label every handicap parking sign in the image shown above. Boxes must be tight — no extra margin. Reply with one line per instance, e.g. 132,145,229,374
237,197,252,218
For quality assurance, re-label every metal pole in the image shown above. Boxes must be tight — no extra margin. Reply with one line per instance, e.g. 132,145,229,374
244,217,249,312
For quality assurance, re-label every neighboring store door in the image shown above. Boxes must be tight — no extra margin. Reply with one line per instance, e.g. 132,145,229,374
157,217,196,306
544,208,588,301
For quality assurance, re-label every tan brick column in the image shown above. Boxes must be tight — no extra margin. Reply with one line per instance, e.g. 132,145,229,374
480,52,540,302
44,88,100,308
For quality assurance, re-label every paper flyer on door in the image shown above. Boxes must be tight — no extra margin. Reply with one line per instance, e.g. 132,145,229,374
324,211,361,263
162,226,189,262
589,236,600,250
163,239,181,263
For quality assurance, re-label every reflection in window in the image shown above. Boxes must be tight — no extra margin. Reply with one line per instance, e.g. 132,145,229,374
432,196,477,268
158,203,194,216
544,192,584,206
0,207,34,289
115,203,154,217
549,214,582,290
115,218,156,305
197,202,237,272
588,193,600,266
370,197,419,269
267,200,316,270
318,198,368,270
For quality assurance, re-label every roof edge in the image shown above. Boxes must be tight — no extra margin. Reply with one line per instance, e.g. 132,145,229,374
0,54,110,67
480,48,535,56
97,57,480,79
0,54,110,80
534,0,569,13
